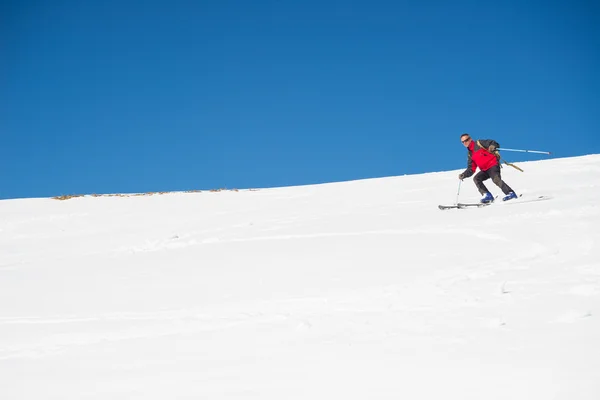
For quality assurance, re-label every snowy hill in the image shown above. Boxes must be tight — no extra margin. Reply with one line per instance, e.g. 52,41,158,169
1,155,599,400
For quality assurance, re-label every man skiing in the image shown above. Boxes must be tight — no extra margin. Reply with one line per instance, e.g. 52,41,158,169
458,133,518,203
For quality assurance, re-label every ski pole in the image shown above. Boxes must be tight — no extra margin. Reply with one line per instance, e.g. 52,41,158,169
497,147,551,155
456,179,462,204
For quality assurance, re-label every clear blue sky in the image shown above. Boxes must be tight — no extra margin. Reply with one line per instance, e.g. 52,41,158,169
2,0,599,199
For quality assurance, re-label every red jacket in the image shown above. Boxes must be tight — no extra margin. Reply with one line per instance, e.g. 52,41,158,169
461,139,500,178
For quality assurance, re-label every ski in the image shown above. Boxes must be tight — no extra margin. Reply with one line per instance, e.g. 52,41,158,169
438,203,488,210
438,194,551,210
500,195,551,205
458,202,491,208
438,204,459,210
438,196,497,210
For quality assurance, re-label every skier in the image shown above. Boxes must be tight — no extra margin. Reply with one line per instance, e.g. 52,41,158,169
458,133,518,203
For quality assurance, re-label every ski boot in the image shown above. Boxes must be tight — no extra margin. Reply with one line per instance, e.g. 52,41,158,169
480,192,494,204
502,192,518,201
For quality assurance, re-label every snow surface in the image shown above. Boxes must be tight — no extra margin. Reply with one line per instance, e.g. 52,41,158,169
1,155,600,399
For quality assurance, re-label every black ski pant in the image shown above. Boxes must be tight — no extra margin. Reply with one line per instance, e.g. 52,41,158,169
474,165,514,195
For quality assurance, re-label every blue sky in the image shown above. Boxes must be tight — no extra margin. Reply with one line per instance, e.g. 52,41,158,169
2,0,598,199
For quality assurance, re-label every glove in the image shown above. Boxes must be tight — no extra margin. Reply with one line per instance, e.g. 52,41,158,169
458,173,464,180
488,144,497,152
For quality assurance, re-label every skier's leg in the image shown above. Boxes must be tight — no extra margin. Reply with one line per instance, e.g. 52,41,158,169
488,165,514,195
473,170,490,195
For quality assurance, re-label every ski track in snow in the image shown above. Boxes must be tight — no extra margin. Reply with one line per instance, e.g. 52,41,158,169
118,226,511,254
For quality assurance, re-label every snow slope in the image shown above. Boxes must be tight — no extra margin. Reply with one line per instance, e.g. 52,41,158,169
1,155,599,399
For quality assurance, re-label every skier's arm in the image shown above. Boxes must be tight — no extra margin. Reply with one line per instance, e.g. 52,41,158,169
478,139,500,152
460,152,476,179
